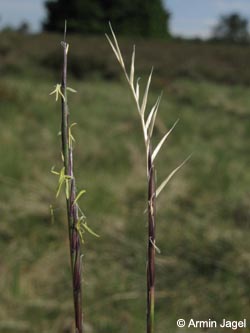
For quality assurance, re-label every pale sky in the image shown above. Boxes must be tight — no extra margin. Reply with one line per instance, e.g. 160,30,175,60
1,0,250,38
167,0,250,38
0,0,44,32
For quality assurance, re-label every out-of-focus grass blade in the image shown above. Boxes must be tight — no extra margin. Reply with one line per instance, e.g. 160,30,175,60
50,205,55,224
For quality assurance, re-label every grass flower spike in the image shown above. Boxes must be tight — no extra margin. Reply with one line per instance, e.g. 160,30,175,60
50,23,93,333
106,23,190,333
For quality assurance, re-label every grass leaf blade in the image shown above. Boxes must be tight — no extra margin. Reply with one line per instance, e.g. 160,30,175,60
108,22,125,68
135,78,140,102
146,94,162,137
152,119,179,162
105,34,120,64
141,68,153,116
130,45,135,85
156,154,192,198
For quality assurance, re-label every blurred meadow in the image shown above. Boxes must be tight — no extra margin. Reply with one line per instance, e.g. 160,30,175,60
1,31,250,332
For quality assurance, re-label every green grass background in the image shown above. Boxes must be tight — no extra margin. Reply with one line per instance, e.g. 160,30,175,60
0,32,250,332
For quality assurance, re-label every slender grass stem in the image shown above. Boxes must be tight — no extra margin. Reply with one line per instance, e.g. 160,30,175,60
147,146,156,333
60,31,83,333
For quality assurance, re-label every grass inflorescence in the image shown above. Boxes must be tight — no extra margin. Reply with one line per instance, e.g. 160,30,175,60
106,24,190,333
50,25,98,333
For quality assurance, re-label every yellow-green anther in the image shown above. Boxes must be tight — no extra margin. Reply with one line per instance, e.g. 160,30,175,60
49,84,65,102
73,190,86,205
67,87,77,93
66,43,69,54
69,123,77,147
50,84,77,102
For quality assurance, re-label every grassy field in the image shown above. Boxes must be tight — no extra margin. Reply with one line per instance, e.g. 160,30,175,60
0,32,250,332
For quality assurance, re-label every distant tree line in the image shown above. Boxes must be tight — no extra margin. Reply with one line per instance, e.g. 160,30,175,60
1,1,249,44
211,13,250,43
43,0,171,38
43,1,250,44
